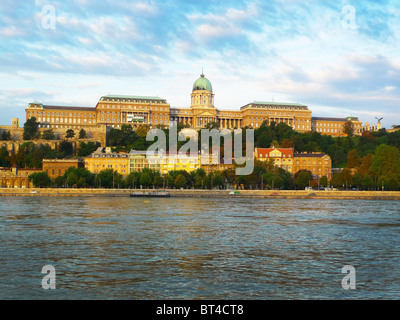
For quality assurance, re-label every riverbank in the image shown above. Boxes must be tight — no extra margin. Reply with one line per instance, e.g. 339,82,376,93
1,188,400,200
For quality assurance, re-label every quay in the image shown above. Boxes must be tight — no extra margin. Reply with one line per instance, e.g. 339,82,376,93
1,188,400,200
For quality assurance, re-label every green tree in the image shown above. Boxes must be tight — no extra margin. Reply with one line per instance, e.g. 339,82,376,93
23,117,39,140
95,169,120,188
42,129,55,140
371,144,400,179
274,175,284,190
79,128,87,139
28,172,52,188
67,172,79,187
320,176,328,188
58,141,74,157
1,130,12,141
66,129,75,139
140,172,153,188
153,174,163,188
0,146,10,167
174,174,187,188
344,120,355,137
347,149,361,168
362,174,374,190
294,170,312,189
212,171,224,189
77,141,99,157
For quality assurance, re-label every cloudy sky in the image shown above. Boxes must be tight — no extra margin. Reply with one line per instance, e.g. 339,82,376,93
0,0,399,128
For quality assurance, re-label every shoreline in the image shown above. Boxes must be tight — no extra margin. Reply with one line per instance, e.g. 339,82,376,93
1,188,400,200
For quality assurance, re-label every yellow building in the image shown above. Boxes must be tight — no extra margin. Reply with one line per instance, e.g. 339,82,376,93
42,159,84,180
293,153,332,179
84,147,129,177
25,103,97,129
255,148,294,173
311,117,363,136
158,152,200,174
25,72,362,136
0,167,42,188
128,150,161,172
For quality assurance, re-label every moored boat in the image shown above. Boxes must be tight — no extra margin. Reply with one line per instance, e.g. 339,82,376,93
130,191,171,198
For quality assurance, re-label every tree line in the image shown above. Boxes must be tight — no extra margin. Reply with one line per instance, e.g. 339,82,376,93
3,118,400,190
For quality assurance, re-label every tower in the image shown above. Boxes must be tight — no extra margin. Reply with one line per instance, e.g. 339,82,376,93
190,72,217,128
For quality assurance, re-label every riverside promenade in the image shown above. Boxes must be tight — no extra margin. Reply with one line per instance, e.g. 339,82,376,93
1,188,400,200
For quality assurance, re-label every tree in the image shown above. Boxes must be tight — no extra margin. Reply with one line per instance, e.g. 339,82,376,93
135,125,150,139
330,172,343,189
96,169,121,188
294,170,312,189
66,129,75,139
212,171,224,189
274,176,284,189
342,168,353,189
1,130,11,141
77,141,99,157
320,176,328,188
23,117,39,140
153,175,163,188
140,172,153,188
79,128,87,139
205,121,220,130
344,120,355,137
42,129,55,140
67,172,79,187
347,149,361,168
371,144,400,179
28,172,52,188
0,146,10,167
58,141,73,157
362,174,374,190
174,174,187,188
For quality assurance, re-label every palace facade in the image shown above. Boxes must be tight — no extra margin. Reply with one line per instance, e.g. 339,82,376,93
25,72,362,136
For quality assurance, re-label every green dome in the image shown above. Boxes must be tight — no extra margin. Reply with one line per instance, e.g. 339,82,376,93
192,73,212,92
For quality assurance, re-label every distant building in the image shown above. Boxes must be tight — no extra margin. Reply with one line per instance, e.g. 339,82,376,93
255,147,332,180
311,117,363,136
293,153,332,180
0,166,42,188
159,152,200,174
23,72,361,137
42,158,84,180
255,148,294,173
84,147,129,177
128,150,161,173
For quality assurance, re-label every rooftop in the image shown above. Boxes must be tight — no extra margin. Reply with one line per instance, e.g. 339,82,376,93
43,105,95,112
294,153,330,158
241,101,308,110
100,95,167,102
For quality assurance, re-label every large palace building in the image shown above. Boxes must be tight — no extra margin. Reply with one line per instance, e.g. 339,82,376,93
25,72,362,136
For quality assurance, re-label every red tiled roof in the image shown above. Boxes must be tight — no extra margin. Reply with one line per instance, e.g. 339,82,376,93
257,148,293,158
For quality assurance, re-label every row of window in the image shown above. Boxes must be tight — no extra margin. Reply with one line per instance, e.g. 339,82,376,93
38,117,96,124
98,104,168,111
29,111,95,117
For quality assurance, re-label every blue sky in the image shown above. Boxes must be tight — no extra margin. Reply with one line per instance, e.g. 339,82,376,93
0,0,399,128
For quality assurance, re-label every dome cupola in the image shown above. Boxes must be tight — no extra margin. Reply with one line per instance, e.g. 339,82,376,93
192,73,212,92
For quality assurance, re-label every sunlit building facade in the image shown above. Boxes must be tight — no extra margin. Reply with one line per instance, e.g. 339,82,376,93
25,72,362,137
84,147,129,177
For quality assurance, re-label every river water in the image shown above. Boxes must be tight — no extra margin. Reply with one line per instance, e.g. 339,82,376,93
0,196,399,299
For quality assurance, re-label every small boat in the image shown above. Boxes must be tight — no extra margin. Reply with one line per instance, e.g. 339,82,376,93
130,191,171,198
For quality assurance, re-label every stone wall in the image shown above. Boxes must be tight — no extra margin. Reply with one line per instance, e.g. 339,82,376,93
0,124,110,153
